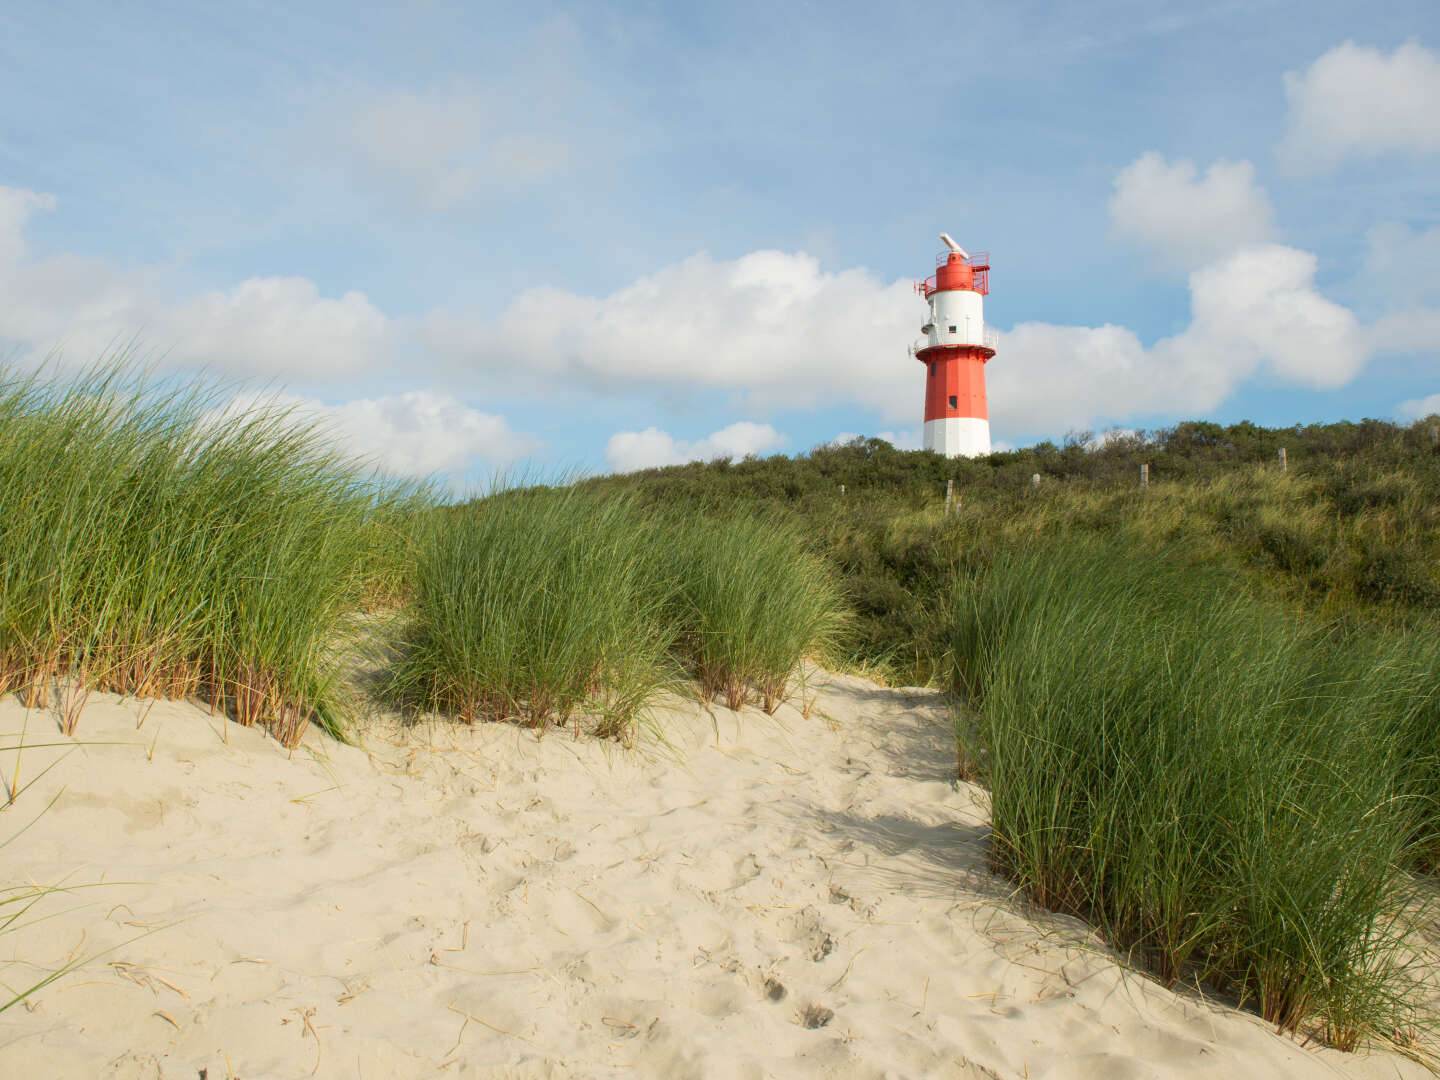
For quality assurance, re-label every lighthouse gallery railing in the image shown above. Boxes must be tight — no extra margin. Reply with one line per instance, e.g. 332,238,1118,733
908,327,1001,356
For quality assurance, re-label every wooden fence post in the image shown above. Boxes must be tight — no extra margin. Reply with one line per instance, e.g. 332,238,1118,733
944,478,954,517
1031,473,1041,487
1278,447,1287,472
1431,424,1438,447
1140,463,1149,488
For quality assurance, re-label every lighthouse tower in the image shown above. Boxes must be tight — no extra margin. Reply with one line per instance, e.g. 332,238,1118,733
912,234,996,457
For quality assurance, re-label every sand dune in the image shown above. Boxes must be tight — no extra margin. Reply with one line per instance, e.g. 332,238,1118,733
0,672,1430,1078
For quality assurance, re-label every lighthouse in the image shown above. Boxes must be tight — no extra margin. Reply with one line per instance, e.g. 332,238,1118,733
912,234,996,457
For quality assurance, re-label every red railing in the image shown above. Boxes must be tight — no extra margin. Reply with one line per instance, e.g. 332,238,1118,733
916,250,991,296
935,250,989,270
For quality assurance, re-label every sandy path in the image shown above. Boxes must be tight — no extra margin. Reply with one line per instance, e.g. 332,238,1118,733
0,672,1430,1078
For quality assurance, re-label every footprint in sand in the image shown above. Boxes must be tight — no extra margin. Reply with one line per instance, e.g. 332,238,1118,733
779,905,835,962
797,1002,835,1029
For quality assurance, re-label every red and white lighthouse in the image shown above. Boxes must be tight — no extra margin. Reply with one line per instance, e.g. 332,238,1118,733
912,234,996,457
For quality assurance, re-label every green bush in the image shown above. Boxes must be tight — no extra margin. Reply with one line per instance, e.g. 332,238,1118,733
1356,546,1440,608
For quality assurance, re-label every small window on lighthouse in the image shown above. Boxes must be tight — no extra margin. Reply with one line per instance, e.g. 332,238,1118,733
949,395,958,410
929,362,936,376
948,325,957,333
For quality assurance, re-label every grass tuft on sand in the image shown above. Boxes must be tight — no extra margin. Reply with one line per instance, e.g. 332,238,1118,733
384,488,675,740
659,513,846,714
386,492,847,737
940,538,1438,1050
0,358,415,746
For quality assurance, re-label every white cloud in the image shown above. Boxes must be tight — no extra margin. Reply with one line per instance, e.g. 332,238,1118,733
163,278,389,378
0,181,1391,455
1372,308,1440,355
1359,223,1440,355
1110,152,1275,269
604,421,785,473
425,250,921,419
212,390,539,480
0,185,391,379
1086,428,1155,450
992,244,1369,432
428,231,1374,439
877,428,923,450
1183,245,1364,387
829,429,921,450
989,322,1152,433
1399,393,1440,420
1278,41,1440,173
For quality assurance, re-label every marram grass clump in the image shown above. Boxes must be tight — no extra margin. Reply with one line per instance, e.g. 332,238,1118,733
0,360,413,746
387,494,847,736
941,539,1433,1051
385,488,676,740
658,513,846,713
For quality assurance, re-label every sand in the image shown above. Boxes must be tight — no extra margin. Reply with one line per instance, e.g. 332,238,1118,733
0,670,1432,1079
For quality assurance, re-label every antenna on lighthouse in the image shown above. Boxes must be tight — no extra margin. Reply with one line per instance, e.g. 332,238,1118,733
939,232,969,258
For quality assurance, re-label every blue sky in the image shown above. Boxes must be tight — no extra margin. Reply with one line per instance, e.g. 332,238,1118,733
1,1,1437,484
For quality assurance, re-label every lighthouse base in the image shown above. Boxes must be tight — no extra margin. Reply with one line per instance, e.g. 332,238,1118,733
924,417,991,458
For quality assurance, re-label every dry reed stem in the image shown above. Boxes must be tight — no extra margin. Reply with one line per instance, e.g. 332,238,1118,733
110,961,190,999
292,1005,322,1075
445,1002,544,1049
725,675,745,712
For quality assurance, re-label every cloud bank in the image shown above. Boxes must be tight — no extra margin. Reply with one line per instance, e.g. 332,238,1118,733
1361,223,1440,354
0,186,391,378
425,250,920,419
213,390,539,481
605,421,785,473
1399,393,1440,421
3,125,1429,464
424,148,1386,438
1109,152,1275,269
996,167,1369,433
1278,41,1440,173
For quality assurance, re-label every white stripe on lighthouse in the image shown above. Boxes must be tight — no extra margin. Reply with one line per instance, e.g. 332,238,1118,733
923,417,990,458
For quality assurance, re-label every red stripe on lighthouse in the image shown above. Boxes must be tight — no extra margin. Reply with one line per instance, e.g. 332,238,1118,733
919,346,989,422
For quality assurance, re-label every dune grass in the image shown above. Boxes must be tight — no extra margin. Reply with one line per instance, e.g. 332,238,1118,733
385,488,677,740
940,539,1435,1049
0,360,411,746
658,514,845,713
1384,633,1440,875
388,493,847,735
